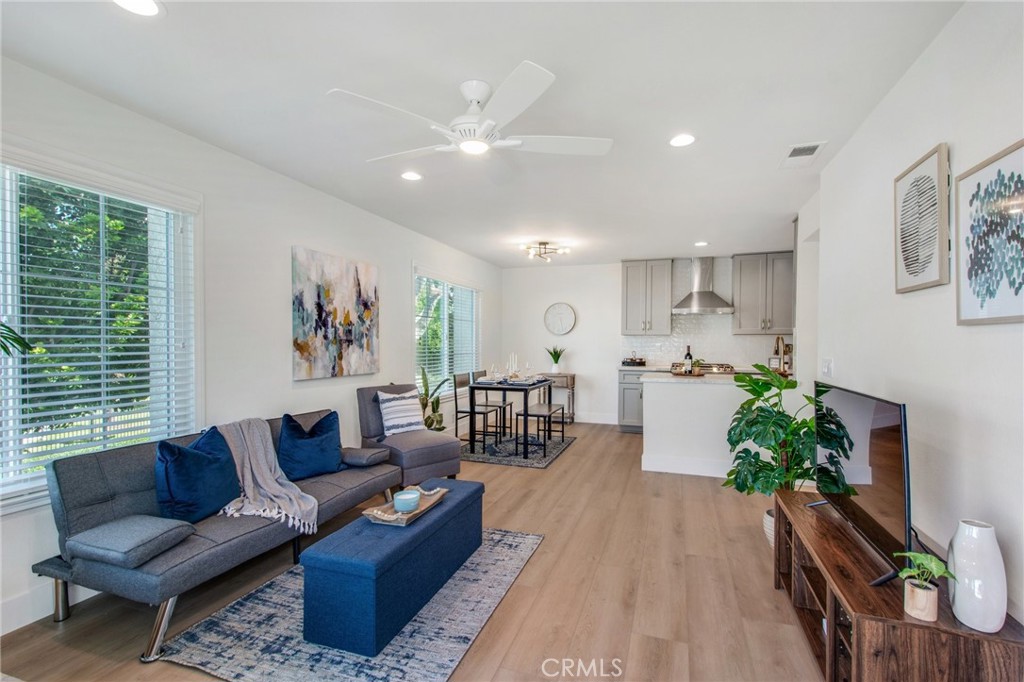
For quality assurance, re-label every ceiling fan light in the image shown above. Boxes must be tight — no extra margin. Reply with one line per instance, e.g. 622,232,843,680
113,0,161,16
459,139,490,155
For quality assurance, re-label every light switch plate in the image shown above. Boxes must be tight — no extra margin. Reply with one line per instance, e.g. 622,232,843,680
821,358,834,378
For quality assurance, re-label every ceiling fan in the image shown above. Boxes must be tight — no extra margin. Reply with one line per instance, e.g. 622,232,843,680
327,61,613,163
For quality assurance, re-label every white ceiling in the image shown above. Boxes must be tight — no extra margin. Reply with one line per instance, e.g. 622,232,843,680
1,2,960,268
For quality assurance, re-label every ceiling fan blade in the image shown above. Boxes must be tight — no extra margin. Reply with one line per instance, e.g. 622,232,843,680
480,61,555,130
326,88,451,133
500,136,614,156
366,144,457,163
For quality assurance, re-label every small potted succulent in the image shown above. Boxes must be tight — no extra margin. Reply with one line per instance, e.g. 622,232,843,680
418,367,449,431
894,551,955,621
545,346,565,373
1,321,31,357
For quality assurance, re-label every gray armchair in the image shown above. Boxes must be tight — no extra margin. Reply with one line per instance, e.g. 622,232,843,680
355,383,461,486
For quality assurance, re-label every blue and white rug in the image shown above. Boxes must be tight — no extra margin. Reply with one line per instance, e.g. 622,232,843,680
163,528,543,682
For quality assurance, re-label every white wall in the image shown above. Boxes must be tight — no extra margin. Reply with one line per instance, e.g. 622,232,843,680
0,58,502,633
500,264,621,424
795,193,820,389
817,3,1024,619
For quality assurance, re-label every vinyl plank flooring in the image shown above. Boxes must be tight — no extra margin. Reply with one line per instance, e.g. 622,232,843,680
1,423,819,682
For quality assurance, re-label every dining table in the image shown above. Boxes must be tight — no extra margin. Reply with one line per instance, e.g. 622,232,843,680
468,377,553,458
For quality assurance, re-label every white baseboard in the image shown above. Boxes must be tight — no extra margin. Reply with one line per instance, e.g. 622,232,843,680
1,582,98,636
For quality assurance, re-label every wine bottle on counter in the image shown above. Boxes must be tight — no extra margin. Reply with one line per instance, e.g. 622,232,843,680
684,345,693,374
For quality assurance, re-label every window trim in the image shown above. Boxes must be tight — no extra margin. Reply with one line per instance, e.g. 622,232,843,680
0,140,205,516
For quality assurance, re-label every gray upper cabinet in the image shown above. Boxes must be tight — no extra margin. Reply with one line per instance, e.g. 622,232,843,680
732,252,794,335
622,259,672,335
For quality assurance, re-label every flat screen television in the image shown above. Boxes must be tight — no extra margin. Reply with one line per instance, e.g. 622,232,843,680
815,381,911,584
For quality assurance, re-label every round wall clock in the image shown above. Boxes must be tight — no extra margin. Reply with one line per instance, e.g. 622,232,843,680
544,302,576,335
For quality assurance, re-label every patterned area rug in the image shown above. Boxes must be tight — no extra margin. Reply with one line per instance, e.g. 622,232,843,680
163,528,542,682
460,435,575,468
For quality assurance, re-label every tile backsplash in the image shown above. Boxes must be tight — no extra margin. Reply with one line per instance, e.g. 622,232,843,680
621,258,789,368
622,314,784,368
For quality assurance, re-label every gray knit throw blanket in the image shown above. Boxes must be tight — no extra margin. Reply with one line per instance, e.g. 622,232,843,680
219,418,318,535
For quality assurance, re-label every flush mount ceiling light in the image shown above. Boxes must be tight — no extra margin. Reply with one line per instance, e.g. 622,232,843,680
520,241,570,263
694,241,709,247
458,139,490,155
669,133,696,147
400,171,422,181
113,0,161,16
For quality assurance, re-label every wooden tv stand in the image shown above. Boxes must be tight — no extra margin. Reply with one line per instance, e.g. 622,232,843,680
774,490,1024,681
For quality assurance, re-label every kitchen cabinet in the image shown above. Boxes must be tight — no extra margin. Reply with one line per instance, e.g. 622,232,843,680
732,252,794,335
619,368,669,432
619,371,644,432
621,260,672,335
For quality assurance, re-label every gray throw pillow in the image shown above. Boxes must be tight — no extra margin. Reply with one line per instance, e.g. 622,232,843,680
66,515,195,568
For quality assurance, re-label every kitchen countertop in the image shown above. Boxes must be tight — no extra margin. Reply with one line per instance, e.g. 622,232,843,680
640,372,738,384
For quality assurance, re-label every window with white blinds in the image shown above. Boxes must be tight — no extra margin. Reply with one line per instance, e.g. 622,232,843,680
414,275,479,395
0,166,196,501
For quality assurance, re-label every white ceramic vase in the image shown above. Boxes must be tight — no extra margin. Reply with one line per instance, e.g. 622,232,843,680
550,363,560,374
948,519,1007,633
763,508,775,549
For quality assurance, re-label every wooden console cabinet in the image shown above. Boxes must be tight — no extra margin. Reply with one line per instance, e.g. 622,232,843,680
774,490,1024,681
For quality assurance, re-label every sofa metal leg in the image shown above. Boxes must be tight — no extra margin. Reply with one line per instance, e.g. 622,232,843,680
292,537,302,564
384,487,395,503
139,596,178,663
53,578,70,622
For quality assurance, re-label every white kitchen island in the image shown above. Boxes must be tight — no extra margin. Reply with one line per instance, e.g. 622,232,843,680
640,372,743,478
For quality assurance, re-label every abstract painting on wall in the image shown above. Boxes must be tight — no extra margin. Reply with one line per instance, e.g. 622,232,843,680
894,143,949,293
292,246,380,379
955,139,1024,325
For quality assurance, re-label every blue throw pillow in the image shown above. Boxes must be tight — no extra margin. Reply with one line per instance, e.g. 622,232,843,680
277,411,345,481
155,427,239,523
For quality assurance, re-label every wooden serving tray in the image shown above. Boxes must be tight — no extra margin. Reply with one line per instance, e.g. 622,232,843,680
362,486,448,526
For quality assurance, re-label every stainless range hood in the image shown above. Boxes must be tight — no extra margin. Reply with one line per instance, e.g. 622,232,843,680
672,257,734,314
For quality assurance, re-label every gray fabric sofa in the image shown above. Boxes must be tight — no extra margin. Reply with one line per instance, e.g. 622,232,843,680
31,409,401,662
356,383,462,486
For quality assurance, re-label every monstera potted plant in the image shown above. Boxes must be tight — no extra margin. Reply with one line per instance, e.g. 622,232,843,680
723,364,855,547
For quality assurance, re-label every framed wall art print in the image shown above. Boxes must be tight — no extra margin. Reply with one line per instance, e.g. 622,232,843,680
894,143,949,293
292,246,380,378
955,139,1024,325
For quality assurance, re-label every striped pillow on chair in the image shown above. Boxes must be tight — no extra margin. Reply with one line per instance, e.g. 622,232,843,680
377,389,426,436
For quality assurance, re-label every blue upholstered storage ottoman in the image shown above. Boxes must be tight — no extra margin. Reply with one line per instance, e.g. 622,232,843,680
300,477,484,656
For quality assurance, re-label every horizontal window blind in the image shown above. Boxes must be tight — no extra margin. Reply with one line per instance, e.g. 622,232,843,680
414,275,480,395
1,166,196,500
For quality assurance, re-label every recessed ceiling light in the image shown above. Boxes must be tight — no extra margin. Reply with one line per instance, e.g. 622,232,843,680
113,0,161,16
694,241,709,247
458,140,490,155
401,171,422,181
669,133,696,148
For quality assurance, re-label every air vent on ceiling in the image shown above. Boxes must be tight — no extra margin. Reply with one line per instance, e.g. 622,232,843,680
780,140,828,169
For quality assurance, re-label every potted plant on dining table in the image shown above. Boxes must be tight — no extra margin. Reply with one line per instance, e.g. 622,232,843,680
722,364,855,547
